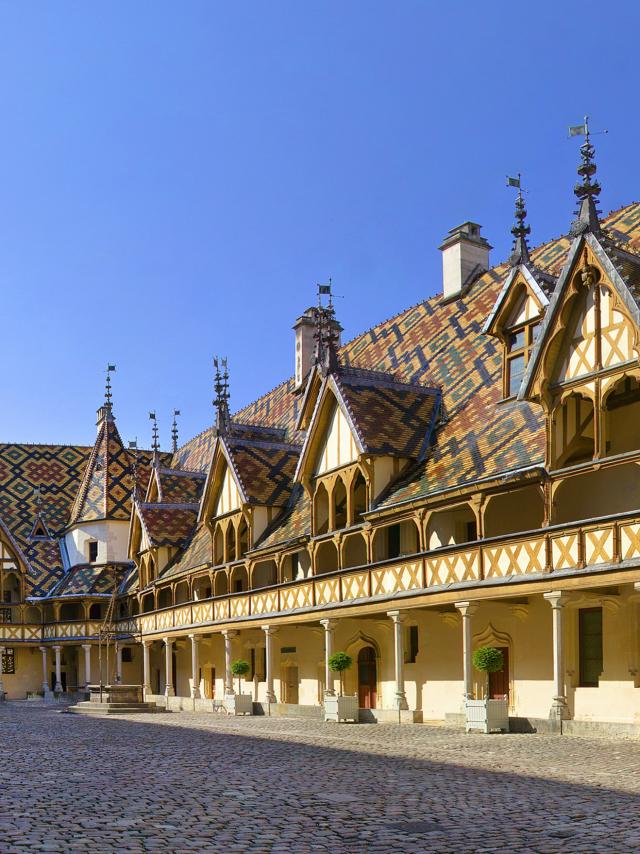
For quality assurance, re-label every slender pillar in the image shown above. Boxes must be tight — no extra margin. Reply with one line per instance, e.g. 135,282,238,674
387,610,409,710
189,634,201,699
40,646,51,694
163,637,175,697
142,640,152,698
455,601,477,703
262,625,276,703
81,644,92,689
222,630,237,695
0,645,5,696
320,618,336,697
115,641,122,684
53,645,63,693
543,592,570,719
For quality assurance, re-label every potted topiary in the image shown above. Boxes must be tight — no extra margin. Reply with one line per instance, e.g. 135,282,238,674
465,646,508,733
224,659,253,716
324,652,359,723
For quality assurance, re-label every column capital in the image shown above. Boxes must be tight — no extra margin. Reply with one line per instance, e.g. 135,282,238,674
261,625,277,635
320,618,337,630
142,638,152,648
188,633,200,642
162,636,173,647
543,591,569,608
386,609,406,623
52,644,62,652
221,629,238,639
81,643,91,651
455,600,478,617
39,646,47,654
0,645,5,654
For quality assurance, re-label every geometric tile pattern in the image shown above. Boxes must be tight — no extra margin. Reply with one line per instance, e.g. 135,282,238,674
49,563,129,596
138,504,198,548
156,468,206,505
161,524,212,579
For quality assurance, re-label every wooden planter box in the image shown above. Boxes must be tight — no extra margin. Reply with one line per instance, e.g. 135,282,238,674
324,694,359,723
465,698,509,733
223,693,253,716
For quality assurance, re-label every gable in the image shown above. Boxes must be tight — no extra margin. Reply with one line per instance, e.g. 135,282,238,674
214,461,243,516
504,283,543,328
313,396,359,475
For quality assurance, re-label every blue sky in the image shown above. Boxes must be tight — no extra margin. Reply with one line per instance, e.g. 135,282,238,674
0,1,638,448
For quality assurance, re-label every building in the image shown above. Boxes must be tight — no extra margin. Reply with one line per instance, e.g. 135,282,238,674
2,132,640,731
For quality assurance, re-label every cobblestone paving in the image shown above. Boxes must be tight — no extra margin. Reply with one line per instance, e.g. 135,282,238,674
2,703,640,853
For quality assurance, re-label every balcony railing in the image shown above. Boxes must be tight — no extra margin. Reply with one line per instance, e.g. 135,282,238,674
128,510,640,636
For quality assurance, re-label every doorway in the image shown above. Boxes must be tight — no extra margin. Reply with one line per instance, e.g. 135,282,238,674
488,647,510,699
358,646,377,709
283,666,299,704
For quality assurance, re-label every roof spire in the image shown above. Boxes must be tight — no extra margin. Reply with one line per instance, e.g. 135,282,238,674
149,411,160,454
569,115,605,235
314,280,340,376
506,175,530,265
96,364,117,426
213,357,231,435
171,409,180,453
128,439,139,496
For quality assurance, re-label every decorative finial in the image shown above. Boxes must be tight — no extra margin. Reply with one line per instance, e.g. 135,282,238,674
128,440,139,493
213,357,231,435
33,486,42,511
569,116,607,235
105,364,116,409
506,174,530,265
314,280,340,376
171,410,181,453
149,411,159,453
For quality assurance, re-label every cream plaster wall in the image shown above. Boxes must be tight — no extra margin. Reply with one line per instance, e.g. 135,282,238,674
64,520,130,568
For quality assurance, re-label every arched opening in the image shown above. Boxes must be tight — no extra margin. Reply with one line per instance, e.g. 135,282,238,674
358,646,377,709
552,462,640,524
130,598,139,616
214,570,229,597
333,477,347,530
214,525,225,566
226,523,236,563
158,587,173,609
426,504,477,551
252,559,277,589
314,482,330,535
342,533,368,569
193,576,212,600
238,518,249,558
372,519,419,561
24,605,41,623
174,580,190,604
483,485,545,538
229,565,248,594
89,602,105,620
315,540,339,575
2,571,21,602
281,550,311,582
604,376,640,457
60,602,82,621
141,593,155,614
352,471,367,524
552,393,595,468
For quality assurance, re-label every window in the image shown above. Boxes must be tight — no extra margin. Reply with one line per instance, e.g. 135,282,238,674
387,524,401,560
405,626,419,664
579,607,603,687
465,520,478,542
504,321,540,398
88,541,98,563
121,647,133,663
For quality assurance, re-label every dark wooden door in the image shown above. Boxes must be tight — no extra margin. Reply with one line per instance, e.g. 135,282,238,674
488,647,509,699
358,646,377,709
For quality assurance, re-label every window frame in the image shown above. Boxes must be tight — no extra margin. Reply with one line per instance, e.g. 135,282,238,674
503,319,540,399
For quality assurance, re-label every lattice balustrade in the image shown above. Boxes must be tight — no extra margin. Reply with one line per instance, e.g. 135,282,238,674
214,600,228,621
370,561,422,596
192,602,213,624
427,549,480,586
583,527,615,565
620,523,640,561
156,610,173,630
551,534,580,570
280,582,312,611
315,578,340,605
340,571,369,601
250,590,278,615
483,538,545,578
174,606,192,627
229,595,250,618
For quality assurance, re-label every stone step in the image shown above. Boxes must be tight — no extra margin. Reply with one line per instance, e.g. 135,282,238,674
65,701,168,715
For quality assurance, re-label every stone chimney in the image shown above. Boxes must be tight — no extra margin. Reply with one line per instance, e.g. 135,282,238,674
293,307,342,389
439,222,492,301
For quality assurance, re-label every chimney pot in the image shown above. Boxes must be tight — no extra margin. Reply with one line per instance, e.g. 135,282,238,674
439,221,492,300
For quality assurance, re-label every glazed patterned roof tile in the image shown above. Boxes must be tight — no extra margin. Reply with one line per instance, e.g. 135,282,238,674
48,563,129,597
333,370,440,458
161,523,212,578
139,503,198,548
156,467,206,504
253,485,311,551
225,438,300,506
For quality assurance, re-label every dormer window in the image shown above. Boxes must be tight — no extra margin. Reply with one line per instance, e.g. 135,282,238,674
504,319,540,398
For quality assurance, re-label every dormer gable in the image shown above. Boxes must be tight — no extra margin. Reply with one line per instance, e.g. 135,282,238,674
520,233,640,405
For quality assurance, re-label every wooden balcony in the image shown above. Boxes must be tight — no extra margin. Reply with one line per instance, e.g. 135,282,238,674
128,510,640,636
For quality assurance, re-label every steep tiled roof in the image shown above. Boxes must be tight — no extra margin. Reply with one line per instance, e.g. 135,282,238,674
224,425,300,507
161,523,212,578
156,467,206,505
48,563,129,597
138,504,198,548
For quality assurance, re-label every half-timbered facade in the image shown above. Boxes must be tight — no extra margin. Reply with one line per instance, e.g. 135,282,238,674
2,136,640,732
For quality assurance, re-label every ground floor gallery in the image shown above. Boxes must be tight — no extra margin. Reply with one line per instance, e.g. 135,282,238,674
4,584,640,727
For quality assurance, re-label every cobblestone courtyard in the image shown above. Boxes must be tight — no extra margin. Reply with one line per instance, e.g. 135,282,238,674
2,704,640,853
